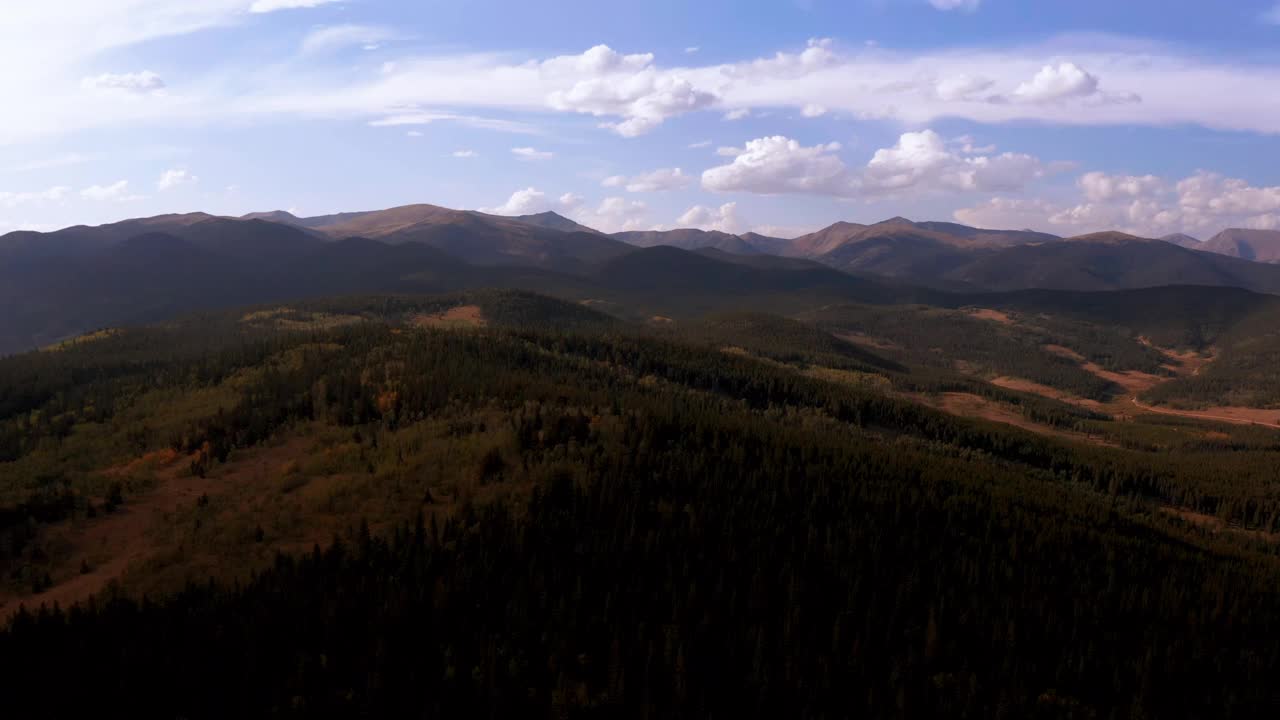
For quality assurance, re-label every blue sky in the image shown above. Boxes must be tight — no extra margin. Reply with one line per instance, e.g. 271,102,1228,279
3,0,1280,239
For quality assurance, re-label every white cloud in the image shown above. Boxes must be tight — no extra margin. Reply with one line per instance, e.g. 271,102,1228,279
8,23,1280,150
575,196,649,232
723,108,751,121
677,202,739,232
546,44,718,137
862,130,1044,194
451,149,477,158
301,25,395,55
406,130,423,137
1078,171,1163,202
511,147,553,161
703,136,851,195
0,186,70,208
688,140,712,149
954,198,1059,230
929,0,980,10
81,180,141,202
4,10,1280,161
1011,63,1099,103
685,47,701,54
1177,172,1280,220
369,112,538,135
702,130,1045,198
157,169,198,191
483,188,649,231
483,187,558,215
800,104,827,117
250,0,343,12
685,39,1181,132
952,135,997,154
934,73,994,101
81,71,165,94
955,170,1280,236
605,167,692,192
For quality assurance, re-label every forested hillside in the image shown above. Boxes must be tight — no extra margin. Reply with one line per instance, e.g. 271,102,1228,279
4,290,1280,717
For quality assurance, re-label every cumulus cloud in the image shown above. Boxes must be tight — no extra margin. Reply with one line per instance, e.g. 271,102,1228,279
800,104,828,117
0,186,70,208
863,130,1044,194
1011,63,1099,103
575,197,650,232
954,198,1060,230
482,187,560,215
677,202,739,232
723,108,751,121
702,130,1045,198
483,187,649,231
250,0,343,12
1078,171,1163,202
734,38,839,79
603,168,692,192
703,136,851,195
81,71,165,93
955,170,1280,236
80,180,140,202
511,147,553,161
157,169,198,191
546,44,718,136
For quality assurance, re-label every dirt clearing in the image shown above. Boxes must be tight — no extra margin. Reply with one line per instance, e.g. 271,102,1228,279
413,304,487,329
990,376,1107,412
912,392,1113,446
967,308,1015,325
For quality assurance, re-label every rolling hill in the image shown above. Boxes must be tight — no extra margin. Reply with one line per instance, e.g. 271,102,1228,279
944,235,1280,292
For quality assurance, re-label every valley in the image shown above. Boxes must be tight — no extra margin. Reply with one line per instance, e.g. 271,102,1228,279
6,207,1280,717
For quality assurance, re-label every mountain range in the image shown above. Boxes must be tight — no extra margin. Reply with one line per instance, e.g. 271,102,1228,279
4,201,1280,355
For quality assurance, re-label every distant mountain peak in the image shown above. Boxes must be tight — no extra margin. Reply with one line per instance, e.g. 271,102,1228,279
1203,228,1280,263
510,211,600,234
1161,233,1202,249
241,210,302,223
1065,231,1154,244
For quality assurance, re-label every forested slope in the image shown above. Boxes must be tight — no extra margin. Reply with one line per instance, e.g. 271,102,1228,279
3,292,1280,716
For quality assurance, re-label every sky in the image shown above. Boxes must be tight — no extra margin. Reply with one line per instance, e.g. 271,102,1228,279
4,0,1280,239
